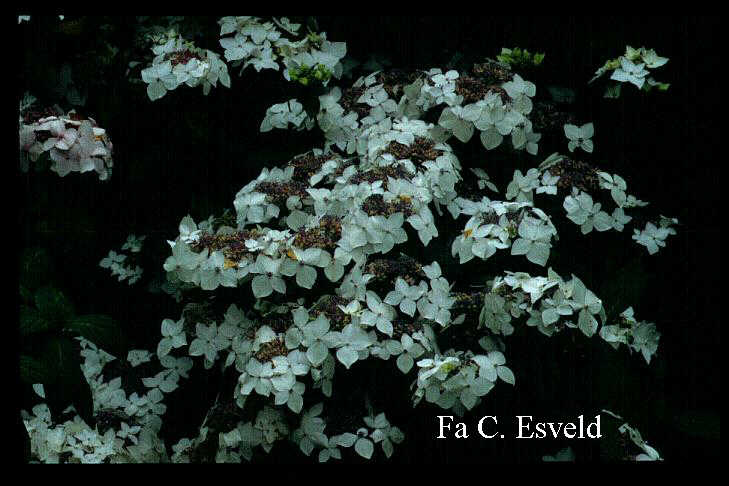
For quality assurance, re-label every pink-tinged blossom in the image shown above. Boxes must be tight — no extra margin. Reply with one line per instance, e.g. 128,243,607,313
19,109,114,180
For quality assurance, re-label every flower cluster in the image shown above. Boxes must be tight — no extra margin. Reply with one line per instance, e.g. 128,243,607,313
169,399,404,463
599,307,660,363
451,198,557,266
300,65,542,157
62,298,413,463
22,337,189,463
529,153,669,253
590,46,670,98
414,350,514,413
632,216,679,255
19,101,114,180
141,32,230,100
146,49,679,462
99,235,146,285
218,17,346,86
260,99,314,132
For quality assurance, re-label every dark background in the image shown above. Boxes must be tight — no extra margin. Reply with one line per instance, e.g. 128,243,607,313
17,16,719,463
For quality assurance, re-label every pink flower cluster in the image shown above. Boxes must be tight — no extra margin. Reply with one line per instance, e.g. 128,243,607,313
19,110,114,180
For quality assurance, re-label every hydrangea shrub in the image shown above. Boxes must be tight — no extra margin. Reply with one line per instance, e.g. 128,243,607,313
21,16,678,463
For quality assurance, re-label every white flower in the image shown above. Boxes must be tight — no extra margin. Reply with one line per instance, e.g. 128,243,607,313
564,123,594,153
476,103,522,150
297,315,334,367
640,49,668,69
157,318,187,358
563,190,611,234
142,369,181,393
611,207,632,231
438,105,479,143
506,168,540,202
537,171,560,195
250,255,286,297
199,251,238,290
417,277,455,327
178,215,203,244
502,74,536,114
121,234,146,253
384,278,428,317
160,355,194,378
261,99,313,132
332,323,373,369
127,350,152,367
100,251,126,269
510,216,555,266
189,323,229,362
361,291,397,335
610,57,649,89
632,221,676,255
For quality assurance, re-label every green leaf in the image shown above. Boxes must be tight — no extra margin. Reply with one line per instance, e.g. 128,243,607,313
19,354,50,384
65,314,122,353
20,285,33,304
20,305,55,336
599,259,649,320
604,83,622,99
546,86,575,104
38,337,82,382
34,286,75,324
19,247,53,290
36,337,94,422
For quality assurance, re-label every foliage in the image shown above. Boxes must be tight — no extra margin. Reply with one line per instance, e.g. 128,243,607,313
496,47,545,69
589,45,670,99
20,248,124,421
